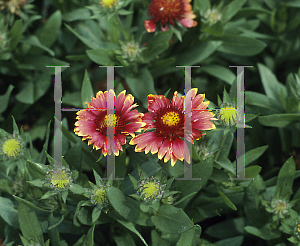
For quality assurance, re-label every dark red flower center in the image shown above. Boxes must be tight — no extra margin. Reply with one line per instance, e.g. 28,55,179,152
154,105,185,140
148,0,185,26
95,111,126,135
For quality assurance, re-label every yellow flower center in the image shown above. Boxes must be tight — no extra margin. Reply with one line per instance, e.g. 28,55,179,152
219,107,237,125
298,223,300,233
100,0,117,8
51,169,70,189
104,114,117,127
2,138,21,158
93,188,107,204
143,182,160,199
161,112,180,126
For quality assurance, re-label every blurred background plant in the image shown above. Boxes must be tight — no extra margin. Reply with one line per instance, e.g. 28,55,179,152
0,0,300,245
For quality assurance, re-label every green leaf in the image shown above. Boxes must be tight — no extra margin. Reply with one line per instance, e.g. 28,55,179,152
142,30,173,63
63,8,91,21
243,175,269,228
48,213,61,246
18,202,44,244
283,0,300,7
126,67,157,108
81,69,94,108
202,65,235,85
222,0,247,22
35,10,62,48
106,186,153,226
236,145,268,167
275,156,296,198
92,205,101,224
245,166,262,179
258,114,300,127
216,36,266,56
36,121,51,164
22,35,55,56
244,224,280,240
17,55,69,74
205,217,245,239
86,49,114,65
245,91,281,112
203,21,224,36
215,236,244,246
13,196,49,212
151,205,193,234
175,41,222,65
0,197,19,228
216,186,237,210
8,19,23,50
70,184,85,194
83,224,95,246
117,220,148,246
0,84,14,114
176,226,196,246
27,160,49,179
258,63,287,101
173,156,214,208
215,157,235,175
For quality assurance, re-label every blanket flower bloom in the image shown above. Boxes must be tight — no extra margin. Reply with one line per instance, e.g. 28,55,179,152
144,0,197,32
130,88,216,166
75,90,145,156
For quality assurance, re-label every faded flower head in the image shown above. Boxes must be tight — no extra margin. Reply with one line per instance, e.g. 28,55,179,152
144,0,197,32
138,176,165,203
47,168,72,191
204,7,222,25
217,102,237,126
0,134,25,160
0,0,27,15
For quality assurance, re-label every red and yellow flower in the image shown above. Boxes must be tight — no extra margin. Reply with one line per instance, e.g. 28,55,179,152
75,90,145,156
130,88,216,166
144,0,197,32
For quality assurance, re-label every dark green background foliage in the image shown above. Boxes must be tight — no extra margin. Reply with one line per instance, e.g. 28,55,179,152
0,0,300,245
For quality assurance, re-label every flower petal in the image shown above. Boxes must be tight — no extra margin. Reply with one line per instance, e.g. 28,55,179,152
144,20,156,33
